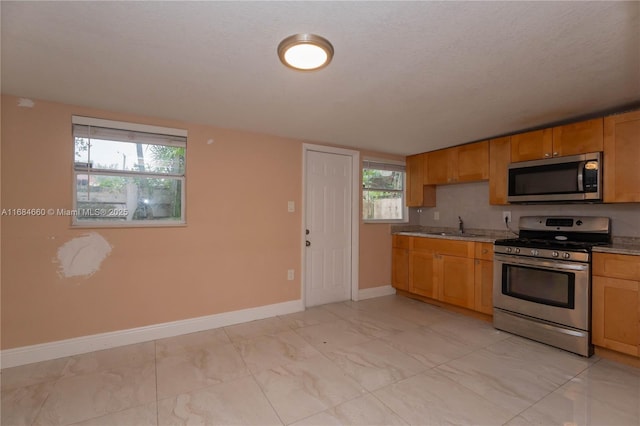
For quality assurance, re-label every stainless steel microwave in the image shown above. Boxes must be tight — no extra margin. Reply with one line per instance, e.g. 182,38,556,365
507,152,602,203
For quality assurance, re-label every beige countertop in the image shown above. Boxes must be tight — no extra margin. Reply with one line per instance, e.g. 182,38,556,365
593,240,640,256
394,226,640,255
392,226,513,244
394,231,497,243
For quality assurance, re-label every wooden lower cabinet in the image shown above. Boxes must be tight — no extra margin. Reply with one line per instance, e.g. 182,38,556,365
397,236,478,311
474,259,494,315
409,250,437,298
473,242,494,315
592,252,640,357
392,248,409,291
592,276,640,356
391,235,410,291
438,254,475,309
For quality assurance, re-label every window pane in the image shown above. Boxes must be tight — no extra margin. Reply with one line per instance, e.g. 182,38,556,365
76,173,183,222
362,190,403,220
363,169,403,190
75,137,185,174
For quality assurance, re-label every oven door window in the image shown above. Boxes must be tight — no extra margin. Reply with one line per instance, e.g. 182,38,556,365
501,264,575,309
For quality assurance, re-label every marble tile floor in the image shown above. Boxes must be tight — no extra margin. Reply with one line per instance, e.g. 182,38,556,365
2,295,639,425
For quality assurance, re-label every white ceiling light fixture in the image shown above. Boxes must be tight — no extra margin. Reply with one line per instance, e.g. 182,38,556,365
278,33,334,71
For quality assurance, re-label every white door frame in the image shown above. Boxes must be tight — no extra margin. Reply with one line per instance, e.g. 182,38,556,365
302,143,360,306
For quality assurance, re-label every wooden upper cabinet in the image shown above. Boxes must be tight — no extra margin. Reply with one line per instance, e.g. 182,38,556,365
425,141,489,185
603,110,640,203
511,129,553,162
510,118,603,162
457,141,489,182
425,149,450,185
489,137,511,205
552,118,603,157
406,154,436,207
406,154,423,207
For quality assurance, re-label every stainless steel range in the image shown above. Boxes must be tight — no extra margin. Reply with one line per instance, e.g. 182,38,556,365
493,216,611,357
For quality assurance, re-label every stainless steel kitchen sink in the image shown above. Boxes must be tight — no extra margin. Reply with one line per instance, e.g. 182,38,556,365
423,231,480,237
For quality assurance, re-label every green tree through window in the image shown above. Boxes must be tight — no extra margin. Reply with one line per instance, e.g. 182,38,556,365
362,160,406,222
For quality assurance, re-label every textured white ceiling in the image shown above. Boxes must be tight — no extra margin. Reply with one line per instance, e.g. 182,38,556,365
2,1,639,155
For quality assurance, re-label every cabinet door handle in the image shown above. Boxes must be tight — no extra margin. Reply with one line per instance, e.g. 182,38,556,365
544,153,551,158
553,152,559,157
482,249,488,254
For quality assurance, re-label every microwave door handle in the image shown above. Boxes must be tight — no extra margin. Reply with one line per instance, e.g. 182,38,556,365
577,161,586,192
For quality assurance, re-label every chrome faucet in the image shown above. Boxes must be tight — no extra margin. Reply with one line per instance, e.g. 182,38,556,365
458,216,464,234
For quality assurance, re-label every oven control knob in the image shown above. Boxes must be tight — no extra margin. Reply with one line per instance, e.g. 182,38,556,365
506,247,512,253
514,248,520,254
552,251,559,257
562,252,571,259
531,249,539,256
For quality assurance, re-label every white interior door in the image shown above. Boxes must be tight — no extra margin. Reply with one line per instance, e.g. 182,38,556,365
304,150,352,307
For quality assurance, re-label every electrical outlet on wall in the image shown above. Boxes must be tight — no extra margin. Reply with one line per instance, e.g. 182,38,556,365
502,211,512,224
433,211,440,221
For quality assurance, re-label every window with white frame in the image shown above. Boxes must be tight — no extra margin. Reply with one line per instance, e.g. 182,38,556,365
362,159,407,222
72,116,186,226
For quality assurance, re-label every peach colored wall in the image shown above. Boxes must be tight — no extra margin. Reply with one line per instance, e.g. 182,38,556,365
357,150,404,290
1,95,304,349
1,95,400,349
358,224,393,290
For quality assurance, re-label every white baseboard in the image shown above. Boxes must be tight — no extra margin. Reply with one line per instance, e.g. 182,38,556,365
358,285,396,301
1,299,304,369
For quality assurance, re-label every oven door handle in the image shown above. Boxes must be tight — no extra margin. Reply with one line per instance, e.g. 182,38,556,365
494,254,589,272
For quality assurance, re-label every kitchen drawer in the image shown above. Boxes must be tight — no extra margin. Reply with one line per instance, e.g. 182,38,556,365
412,237,474,258
593,253,640,281
393,235,411,250
475,242,494,260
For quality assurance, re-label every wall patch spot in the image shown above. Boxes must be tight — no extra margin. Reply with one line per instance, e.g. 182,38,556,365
17,98,35,108
207,138,214,145
56,233,112,278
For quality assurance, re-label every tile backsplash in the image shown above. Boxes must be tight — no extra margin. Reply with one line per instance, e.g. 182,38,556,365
411,181,640,238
